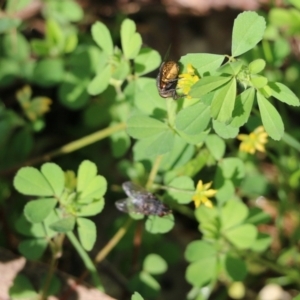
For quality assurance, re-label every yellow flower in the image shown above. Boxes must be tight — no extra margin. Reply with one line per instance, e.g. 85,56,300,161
177,63,200,98
192,180,216,208
237,126,268,154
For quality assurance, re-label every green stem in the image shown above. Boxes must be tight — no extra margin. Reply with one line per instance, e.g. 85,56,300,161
253,256,300,284
1,122,126,175
230,242,300,285
166,98,177,127
282,132,300,153
39,250,57,300
94,217,132,264
66,231,103,290
110,78,125,99
262,39,273,63
73,218,132,290
38,122,126,159
146,155,163,190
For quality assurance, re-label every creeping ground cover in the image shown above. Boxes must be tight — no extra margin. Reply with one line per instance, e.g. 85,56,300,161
1,2,300,299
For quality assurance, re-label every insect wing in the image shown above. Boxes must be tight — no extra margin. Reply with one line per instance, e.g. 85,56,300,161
115,198,132,213
115,198,145,220
122,181,151,202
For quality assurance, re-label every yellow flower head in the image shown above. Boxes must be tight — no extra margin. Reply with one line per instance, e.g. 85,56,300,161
237,126,268,154
177,63,200,98
192,180,216,208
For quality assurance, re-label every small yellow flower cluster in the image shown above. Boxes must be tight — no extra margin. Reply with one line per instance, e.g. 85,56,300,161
177,63,200,98
237,126,268,154
192,180,217,208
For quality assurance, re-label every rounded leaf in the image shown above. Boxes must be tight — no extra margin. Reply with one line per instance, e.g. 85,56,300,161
185,257,217,287
77,217,96,251
3,32,30,61
175,102,211,135
145,130,175,156
46,0,84,22
24,198,57,223
205,134,225,160
121,19,142,59
18,238,48,260
231,11,266,57
139,271,160,291
213,120,239,139
221,199,248,229
77,160,97,192
126,115,168,139
77,161,107,203
180,53,225,76
257,92,284,140
269,82,300,106
131,292,144,300
230,87,255,128
250,75,268,89
218,157,245,180
145,214,174,234
215,179,235,204
78,175,107,203
59,77,89,109
76,199,105,216
190,76,231,98
33,58,64,87
134,78,167,115
41,163,64,197
112,59,130,80
167,176,194,204
250,232,272,252
249,59,266,74
210,78,237,123
91,21,113,55
15,215,47,238
143,254,167,274
9,274,38,299
49,216,75,233
134,48,161,76
87,64,111,95
185,240,217,263
217,60,244,75
224,224,257,249
160,135,194,171
224,254,247,281
110,128,131,158
14,167,53,196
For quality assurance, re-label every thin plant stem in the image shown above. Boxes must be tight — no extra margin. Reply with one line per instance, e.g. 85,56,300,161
1,122,126,175
251,256,300,285
71,214,133,293
146,155,162,190
132,220,143,273
39,224,64,299
66,231,104,290
94,217,133,264
39,250,57,300
282,132,300,153
262,39,273,63
166,98,177,127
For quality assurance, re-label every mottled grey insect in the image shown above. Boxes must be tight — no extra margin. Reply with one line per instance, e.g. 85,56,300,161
115,181,172,217
156,60,180,99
